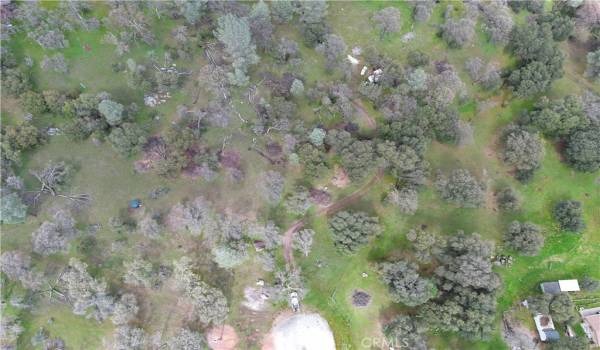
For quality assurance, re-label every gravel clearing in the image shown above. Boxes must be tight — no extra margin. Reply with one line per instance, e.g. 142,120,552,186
263,313,335,350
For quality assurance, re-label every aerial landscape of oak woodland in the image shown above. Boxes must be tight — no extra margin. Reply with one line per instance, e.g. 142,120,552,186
1,0,599,349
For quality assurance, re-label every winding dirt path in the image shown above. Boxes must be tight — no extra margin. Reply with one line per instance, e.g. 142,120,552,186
282,169,384,268
352,99,377,130
282,98,381,267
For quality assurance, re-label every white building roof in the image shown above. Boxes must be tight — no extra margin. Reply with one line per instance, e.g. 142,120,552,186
534,314,560,342
559,280,580,292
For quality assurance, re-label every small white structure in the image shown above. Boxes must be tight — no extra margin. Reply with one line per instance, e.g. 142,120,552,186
368,68,384,83
144,95,159,107
534,314,560,342
369,68,383,82
144,92,171,107
46,127,61,136
541,279,581,294
352,46,362,56
360,66,368,76
559,279,581,292
290,292,299,312
347,54,359,65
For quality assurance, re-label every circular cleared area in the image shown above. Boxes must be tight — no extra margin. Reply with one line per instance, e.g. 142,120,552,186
266,313,335,350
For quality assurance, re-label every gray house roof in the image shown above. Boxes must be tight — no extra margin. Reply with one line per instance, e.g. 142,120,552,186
540,282,561,295
543,329,560,342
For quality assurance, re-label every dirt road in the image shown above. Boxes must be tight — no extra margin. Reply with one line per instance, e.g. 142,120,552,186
282,168,384,268
352,99,377,129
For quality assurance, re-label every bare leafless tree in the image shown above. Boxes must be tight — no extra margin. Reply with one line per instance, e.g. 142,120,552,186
28,161,90,204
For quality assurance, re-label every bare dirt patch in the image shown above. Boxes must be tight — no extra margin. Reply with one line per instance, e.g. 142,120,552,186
206,325,239,350
331,165,350,188
242,286,270,311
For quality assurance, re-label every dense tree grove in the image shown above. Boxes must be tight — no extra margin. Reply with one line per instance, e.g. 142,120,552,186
501,124,545,182
372,7,402,39
480,2,514,45
60,258,114,322
20,91,47,116
383,315,428,350
326,130,378,181
259,170,284,204
211,242,248,269
112,325,146,350
298,0,329,47
1,122,42,162
0,192,28,224
292,228,315,257
0,251,42,290
435,169,485,208
41,53,69,73
507,21,564,97
527,95,588,137
503,221,544,256
328,211,380,254
549,293,579,325
123,257,155,288
284,186,312,216
441,11,475,48
553,200,586,233
564,125,600,172
581,276,600,292
316,34,347,72
108,123,147,157
168,196,218,237
420,232,500,340
465,57,501,91
386,187,419,215
586,49,600,82
413,0,434,22
406,227,437,264
172,256,229,326
214,14,259,86
111,293,138,326
167,328,206,350
379,260,437,306
249,1,274,52
98,99,125,126
377,141,429,187
31,210,78,256
496,186,522,211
